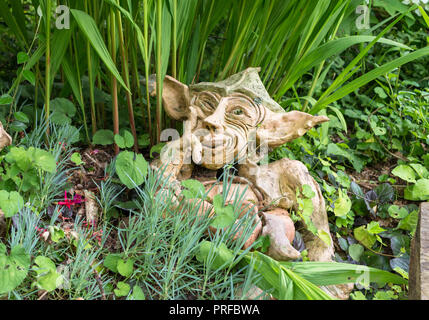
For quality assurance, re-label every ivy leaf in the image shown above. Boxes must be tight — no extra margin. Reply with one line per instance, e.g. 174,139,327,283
34,256,63,292
0,191,24,218
181,179,206,200
103,254,121,273
334,189,351,217
0,245,31,295
367,221,386,235
115,151,148,189
349,244,364,262
302,184,315,198
210,194,235,229
354,225,376,249
117,259,134,278
114,281,130,297
392,165,416,183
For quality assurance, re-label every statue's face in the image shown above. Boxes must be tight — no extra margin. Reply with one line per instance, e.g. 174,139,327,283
189,91,266,170
154,69,329,170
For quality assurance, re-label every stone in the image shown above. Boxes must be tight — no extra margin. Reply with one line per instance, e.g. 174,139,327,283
262,212,300,261
409,202,429,300
263,209,295,243
84,190,99,226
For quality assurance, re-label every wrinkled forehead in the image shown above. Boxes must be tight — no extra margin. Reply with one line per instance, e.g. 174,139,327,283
190,89,266,127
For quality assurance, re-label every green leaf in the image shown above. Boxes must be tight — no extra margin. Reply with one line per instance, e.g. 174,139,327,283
374,86,387,99
49,226,65,243
22,70,35,85
114,134,126,149
404,179,429,201
302,184,315,198
349,244,364,262
71,153,84,166
34,256,63,292
0,191,24,218
354,225,376,249
388,205,409,219
115,151,148,189
210,194,236,229
93,130,114,146
29,148,56,173
397,210,419,234
138,134,150,148
71,9,130,93
17,52,29,64
0,245,31,295
392,165,417,183
410,163,429,179
150,143,166,158
117,259,134,278
181,179,205,200
279,261,407,287
14,112,29,123
114,281,130,297
333,189,351,217
103,254,121,273
196,241,235,270
367,221,386,235
123,130,135,149
0,94,13,105
129,286,145,300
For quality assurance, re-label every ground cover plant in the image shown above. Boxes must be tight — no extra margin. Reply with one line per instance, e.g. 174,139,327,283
0,0,428,300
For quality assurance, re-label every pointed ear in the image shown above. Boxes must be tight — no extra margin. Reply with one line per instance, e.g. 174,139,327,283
257,111,329,148
149,75,190,120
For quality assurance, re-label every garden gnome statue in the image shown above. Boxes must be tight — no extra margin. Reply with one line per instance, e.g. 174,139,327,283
150,68,353,299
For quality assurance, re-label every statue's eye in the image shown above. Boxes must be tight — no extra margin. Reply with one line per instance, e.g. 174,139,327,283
231,108,244,116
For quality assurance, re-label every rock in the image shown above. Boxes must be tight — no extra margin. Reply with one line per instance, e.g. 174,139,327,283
84,190,99,226
262,212,300,261
409,202,429,300
206,183,259,204
263,209,294,243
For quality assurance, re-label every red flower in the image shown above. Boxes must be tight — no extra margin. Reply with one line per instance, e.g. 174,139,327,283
58,191,84,209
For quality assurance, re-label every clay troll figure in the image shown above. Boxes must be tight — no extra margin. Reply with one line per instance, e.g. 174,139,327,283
150,68,352,299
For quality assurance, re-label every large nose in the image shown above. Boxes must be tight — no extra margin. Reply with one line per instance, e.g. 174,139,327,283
203,97,228,134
